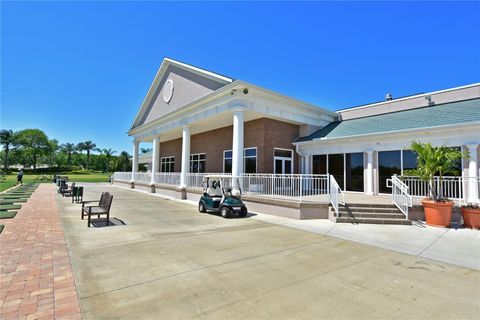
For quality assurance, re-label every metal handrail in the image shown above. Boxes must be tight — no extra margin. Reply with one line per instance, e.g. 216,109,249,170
391,175,412,219
329,174,345,216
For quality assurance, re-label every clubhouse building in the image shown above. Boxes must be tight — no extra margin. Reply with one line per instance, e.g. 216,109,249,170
114,58,480,221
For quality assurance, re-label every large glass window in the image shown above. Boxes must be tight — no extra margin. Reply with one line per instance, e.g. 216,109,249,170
446,146,462,176
224,151,232,173
244,148,257,173
401,147,461,176
312,155,327,174
346,153,364,192
378,150,401,193
328,154,344,189
402,150,417,175
190,153,206,173
223,148,257,173
160,156,175,173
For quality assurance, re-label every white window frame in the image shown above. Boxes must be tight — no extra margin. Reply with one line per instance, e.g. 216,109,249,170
223,147,257,173
160,156,175,173
273,148,294,174
190,153,206,173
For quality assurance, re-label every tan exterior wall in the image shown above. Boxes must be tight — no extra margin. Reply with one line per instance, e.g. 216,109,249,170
158,118,300,173
339,84,480,120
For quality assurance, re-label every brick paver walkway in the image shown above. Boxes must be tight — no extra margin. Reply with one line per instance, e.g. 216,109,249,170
0,184,82,320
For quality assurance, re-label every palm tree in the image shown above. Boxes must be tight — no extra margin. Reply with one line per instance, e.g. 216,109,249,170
61,143,76,167
409,141,467,200
119,151,130,172
78,141,96,170
101,148,116,173
0,129,15,173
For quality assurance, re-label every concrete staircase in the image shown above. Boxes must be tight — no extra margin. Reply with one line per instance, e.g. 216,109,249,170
329,202,412,225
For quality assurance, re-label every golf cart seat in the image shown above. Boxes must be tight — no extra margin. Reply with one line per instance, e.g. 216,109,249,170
207,186,222,197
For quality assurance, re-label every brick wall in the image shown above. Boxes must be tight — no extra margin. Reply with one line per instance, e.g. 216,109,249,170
158,118,300,173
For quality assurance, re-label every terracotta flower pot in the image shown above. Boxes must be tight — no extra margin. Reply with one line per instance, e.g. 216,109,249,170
422,200,454,228
461,207,480,229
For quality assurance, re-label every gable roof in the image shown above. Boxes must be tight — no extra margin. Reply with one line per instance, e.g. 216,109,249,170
130,58,234,130
295,98,480,143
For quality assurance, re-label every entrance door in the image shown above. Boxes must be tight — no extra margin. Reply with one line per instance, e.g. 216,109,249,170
378,150,401,193
274,158,292,174
328,154,344,190
274,149,293,174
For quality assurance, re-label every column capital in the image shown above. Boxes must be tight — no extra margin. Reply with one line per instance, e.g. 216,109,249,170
132,139,140,145
231,106,246,113
465,143,479,150
365,150,374,155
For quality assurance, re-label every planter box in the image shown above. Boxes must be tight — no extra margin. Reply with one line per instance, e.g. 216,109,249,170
461,207,480,229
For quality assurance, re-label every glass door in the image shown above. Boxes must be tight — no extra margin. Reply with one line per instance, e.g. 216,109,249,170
328,154,344,189
274,149,293,174
345,153,364,192
378,150,401,193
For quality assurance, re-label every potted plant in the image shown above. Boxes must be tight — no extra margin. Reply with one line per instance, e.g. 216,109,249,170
461,203,480,229
408,142,467,227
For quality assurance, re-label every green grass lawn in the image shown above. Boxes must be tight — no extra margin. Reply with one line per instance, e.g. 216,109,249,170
0,173,112,192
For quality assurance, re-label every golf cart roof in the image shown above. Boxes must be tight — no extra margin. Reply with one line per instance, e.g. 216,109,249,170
203,175,232,180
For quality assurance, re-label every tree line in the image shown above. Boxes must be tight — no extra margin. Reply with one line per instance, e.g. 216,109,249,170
0,128,132,173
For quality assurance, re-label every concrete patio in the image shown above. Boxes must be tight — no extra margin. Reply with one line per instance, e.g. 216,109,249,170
58,183,479,319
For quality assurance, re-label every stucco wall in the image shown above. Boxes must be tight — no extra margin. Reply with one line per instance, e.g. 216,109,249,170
137,65,226,127
158,118,300,173
339,85,480,120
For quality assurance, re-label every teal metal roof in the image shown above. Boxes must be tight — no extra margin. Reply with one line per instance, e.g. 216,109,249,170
295,98,480,143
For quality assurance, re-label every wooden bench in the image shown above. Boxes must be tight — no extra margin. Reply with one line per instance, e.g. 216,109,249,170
61,182,76,197
81,192,114,227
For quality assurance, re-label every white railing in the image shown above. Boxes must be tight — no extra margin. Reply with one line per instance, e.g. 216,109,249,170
400,176,479,204
391,175,412,219
133,172,151,184
329,174,345,215
185,173,229,188
113,172,132,182
239,174,329,202
113,172,331,203
154,172,181,186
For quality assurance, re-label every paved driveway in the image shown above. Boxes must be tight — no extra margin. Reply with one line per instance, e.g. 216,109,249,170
58,184,480,320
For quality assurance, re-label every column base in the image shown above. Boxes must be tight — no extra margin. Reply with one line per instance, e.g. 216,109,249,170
177,186,187,200
130,181,135,189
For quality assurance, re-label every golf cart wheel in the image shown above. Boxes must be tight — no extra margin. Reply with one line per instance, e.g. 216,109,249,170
220,206,231,218
198,202,206,213
239,207,248,218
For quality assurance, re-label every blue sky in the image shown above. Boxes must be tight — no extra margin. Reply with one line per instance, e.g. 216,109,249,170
1,1,479,153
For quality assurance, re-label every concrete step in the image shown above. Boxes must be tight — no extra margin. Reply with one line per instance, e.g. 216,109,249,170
337,207,402,214
330,203,397,209
338,212,406,219
336,217,412,225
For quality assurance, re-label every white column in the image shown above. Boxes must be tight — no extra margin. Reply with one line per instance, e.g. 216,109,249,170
466,144,479,202
131,140,139,182
304,155,311,174
150,135,160,185
231,109,244,177
180,126,190,188
366,150,374,195
231,109,244,194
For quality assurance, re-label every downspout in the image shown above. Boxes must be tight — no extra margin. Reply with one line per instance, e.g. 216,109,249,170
295,143,305,174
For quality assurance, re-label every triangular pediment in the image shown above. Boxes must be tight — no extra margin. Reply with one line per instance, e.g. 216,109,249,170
131,58,233,129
